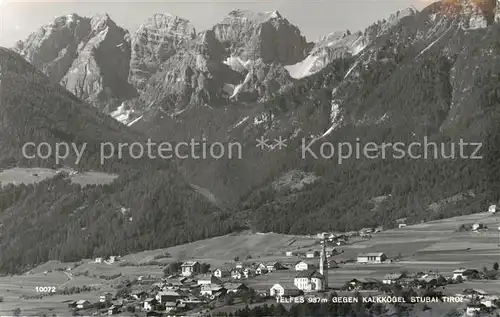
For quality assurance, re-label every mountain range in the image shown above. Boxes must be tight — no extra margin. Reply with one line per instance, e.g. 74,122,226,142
2,0,500,272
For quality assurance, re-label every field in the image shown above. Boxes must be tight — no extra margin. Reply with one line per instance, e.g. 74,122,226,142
0,212,499,315
0,167,118,187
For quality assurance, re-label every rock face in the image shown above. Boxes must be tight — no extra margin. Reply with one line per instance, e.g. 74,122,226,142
212,10,312,65
128,13,196,90
15,13,135,110
284,7,418,79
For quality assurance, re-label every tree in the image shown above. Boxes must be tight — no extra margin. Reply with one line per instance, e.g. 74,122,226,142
12,308,21,317
200,263,211,274
163,262,181,277
493,262,499,270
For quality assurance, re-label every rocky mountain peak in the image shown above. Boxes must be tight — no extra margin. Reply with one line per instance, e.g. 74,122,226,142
213,9,312,65
15,12,134,111
128,13,196,90
139,13,196,38
432,0,498,28
89,12,117,30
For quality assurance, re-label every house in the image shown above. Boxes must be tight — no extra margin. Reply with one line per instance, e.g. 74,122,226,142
398,223,407,228
255,267,268,275
255,262,266,270
243,267,256,278
328,260,338,269
180,295,204,307
335,239,347,246
181,261,201,277
453,268,479,280
200,284,226,297
76,300,91,309
100,292,113,303
156,290,182,304
107,255,119,264
224,282,248,293
382,273,404,285
327,247,340,257
231,269,244,279
466,303,483,316
472,223,485,231
270,283,302,297
295,260,317,271
165,301,179,313
294,270,326,292
359,227,374,234
142,298,158,311
131,290,148,301
197,274,222,285
345,278,380,291
306,251,320,258
489,205,497,213
235,262,244,269
266,261,285,272
357,252,387,263
107,305,120,315
213,267,230,278
94,257,103,263
286,251,294,256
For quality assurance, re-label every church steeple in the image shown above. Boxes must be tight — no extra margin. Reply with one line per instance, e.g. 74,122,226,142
319,238,328,289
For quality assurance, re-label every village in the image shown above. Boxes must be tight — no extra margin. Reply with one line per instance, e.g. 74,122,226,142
2,207,500,317
48,206,500,317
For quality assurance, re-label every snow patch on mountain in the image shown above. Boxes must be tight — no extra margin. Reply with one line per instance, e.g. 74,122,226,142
110,102,142,125
284,55,319,79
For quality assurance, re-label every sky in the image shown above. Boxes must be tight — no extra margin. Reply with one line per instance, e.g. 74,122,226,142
0,0,431,47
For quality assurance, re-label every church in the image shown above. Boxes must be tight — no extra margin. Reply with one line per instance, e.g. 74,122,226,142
293,239,329,292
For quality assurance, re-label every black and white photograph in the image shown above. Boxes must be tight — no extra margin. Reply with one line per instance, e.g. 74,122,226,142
1,0,500,316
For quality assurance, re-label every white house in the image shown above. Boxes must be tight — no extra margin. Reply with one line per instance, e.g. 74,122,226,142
295,260,317,271
76,300,91,309
181,261,201,277
453,268,479,280
231,269,243,279
382,273,403,285
255,262,266,270
466,303,482,316
306,251,320,258
357,253,387,264
99,292,112,303
489,205,497,213
472,223,485,231
266,262,285,272
270,283,302,297
286,251,294,256
243,268,256,278
294,270,325,292
94,257,103,263
142,298,158,311
398,223,407,228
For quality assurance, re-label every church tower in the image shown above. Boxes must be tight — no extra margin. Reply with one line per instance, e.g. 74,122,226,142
319,238,328,290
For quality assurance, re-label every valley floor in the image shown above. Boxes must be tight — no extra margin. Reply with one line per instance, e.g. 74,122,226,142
1,212,499,315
